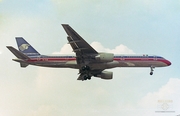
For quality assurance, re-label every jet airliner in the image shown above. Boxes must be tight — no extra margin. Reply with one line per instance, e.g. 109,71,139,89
7,24,171,81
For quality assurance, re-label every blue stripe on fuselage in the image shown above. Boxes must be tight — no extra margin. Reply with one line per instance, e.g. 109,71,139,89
28,55,164,59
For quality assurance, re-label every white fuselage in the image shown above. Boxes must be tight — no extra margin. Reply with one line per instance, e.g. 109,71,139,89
14,54,171,70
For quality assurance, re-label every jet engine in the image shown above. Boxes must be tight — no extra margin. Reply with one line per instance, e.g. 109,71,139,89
95,71,113,80
95,53,114,62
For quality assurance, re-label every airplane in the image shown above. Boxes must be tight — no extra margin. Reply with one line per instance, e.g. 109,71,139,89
6,24,171,81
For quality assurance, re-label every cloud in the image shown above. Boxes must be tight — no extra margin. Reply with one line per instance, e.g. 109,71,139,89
91,42,134,54
53,44,72,54
26,105,58,116
138,78,180,112
53,41,134,54
31,77,180,116
34,67,113,116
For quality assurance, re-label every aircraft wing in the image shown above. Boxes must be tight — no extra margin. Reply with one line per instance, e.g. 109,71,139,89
62,24,98,64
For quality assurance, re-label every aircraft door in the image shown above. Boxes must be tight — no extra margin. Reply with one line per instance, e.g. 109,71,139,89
36,56,41,61
64,56,68,62
154,56,157,60
121,56,124,61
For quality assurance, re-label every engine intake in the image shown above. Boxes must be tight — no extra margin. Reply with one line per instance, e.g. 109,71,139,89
95,71,113,80
95,53,114,62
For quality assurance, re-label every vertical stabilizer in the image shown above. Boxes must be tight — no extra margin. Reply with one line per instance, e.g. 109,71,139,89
16,37,40,56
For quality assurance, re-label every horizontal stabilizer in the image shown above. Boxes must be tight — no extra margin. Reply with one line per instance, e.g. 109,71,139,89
6,46,29,59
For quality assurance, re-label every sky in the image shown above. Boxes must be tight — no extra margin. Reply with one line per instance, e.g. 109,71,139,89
0,0,180,116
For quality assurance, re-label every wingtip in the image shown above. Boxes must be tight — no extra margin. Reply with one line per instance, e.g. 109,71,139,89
6,46,12,48
62,24,69,26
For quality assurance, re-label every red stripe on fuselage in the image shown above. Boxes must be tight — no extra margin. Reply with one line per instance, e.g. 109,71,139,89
27,58,76,62
114,58,171,66
26,57,171,66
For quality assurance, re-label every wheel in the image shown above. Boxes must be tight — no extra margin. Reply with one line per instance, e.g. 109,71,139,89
82,65,90,71
150,72,153,75
82,67,86,71
84,76,87,80
85,66,90,70
84,74,89,80
87,76,91,80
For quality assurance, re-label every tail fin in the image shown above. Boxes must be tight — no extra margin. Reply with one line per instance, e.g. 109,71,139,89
16,37,40,56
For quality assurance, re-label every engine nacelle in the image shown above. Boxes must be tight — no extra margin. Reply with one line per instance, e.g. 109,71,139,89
95,53,114,62
96,71,113,80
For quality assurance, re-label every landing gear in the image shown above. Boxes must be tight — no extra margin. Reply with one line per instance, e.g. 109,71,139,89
82,65,90,71
80,65,91,81
150,66,155,75
83,74,91,80
150,72,153,75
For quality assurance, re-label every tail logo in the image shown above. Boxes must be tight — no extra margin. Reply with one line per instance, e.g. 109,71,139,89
19,44,30,51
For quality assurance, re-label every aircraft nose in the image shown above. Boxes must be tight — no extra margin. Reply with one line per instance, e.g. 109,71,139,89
166,60,171,66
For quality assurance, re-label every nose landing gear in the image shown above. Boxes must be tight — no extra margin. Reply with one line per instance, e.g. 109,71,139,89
150,72,153,75
150,66,155,75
